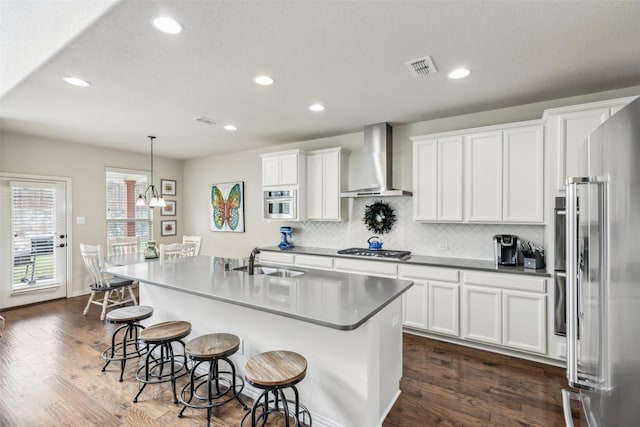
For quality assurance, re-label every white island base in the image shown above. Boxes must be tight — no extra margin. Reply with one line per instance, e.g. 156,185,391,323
139,282,403,427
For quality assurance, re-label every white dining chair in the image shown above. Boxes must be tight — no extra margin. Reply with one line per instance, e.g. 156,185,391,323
159,242,196,262
107,236,141,256
182,235,202,256
80,243,137,320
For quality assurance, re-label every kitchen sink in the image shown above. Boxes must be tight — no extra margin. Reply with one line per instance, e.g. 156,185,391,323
232,264,304,277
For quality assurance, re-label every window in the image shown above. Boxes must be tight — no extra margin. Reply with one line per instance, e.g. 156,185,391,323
106,168,152,247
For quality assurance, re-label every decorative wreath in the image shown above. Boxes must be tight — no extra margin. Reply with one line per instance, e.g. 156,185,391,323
362,200,396,234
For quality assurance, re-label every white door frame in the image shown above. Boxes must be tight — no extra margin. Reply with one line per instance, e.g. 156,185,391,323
0,172,73,305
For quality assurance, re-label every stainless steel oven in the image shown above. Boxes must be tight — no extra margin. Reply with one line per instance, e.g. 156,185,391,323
264,188,296,220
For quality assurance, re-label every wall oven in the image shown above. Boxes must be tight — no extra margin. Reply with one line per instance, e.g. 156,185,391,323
264,188,296,220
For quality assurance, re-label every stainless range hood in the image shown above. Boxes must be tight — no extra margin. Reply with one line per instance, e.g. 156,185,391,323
340,122,412,198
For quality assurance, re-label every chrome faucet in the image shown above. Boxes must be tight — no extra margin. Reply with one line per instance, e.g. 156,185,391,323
248,247,260,275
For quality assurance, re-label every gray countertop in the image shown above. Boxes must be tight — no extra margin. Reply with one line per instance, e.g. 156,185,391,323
103,256,413,331
260,246,551,277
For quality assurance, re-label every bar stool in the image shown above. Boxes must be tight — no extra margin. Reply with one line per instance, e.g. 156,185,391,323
178,333,248,426
133,320,191,404
241,350,312,427
101,305,154,381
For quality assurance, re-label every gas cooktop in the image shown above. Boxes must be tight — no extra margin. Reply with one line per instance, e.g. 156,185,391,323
337,248,412,260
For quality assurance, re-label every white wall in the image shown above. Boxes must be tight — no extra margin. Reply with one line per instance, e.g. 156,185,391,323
0,132,183,297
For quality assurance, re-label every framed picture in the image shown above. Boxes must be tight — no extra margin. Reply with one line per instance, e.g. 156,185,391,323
161,220,177,236
161,179,176,196
160,200,176,216
210,181,245,232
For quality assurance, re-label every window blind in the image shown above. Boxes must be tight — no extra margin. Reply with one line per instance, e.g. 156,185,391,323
106,169,152,247
10,183,56,285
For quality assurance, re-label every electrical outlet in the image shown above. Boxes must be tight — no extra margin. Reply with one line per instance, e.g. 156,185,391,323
392,314,399,327
437,243,449,251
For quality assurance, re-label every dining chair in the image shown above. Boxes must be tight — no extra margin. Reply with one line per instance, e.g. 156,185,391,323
80,243,138,320
107,236,141,256
182,235,202,255
159,242,196,262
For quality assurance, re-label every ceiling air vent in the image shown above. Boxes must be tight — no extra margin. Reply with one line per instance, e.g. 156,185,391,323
406,56,437,77
193,116,216,125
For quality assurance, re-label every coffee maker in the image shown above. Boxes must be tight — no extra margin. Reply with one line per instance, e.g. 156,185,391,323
493,234,520,266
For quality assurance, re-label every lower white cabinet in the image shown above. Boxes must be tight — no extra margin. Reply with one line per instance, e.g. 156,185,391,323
461,272,547,354
428,281,459,336
399,265,459,337
461,285,502,345
502,290,546,354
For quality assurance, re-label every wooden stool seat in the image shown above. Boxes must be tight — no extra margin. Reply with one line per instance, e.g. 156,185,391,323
139,320,191,343
106,305,153,323
178,333,247,425
134,320,191,404
245,350,307,387
241,350,312,426
101,305,154,381
185,333,240,360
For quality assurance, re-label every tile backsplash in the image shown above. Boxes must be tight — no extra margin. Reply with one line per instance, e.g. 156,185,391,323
288,197,545,261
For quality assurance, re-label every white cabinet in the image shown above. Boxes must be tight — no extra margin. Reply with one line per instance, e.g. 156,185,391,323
545,96,637,191
461,284,502,345
306,148,349,221
294,254,334,270
502,125,544,223
461,271,547,354
402,280,428,329
412,136,463,221
258,251,295,265
502,290,546,354
413,121,544,224
261,150,304,187
465,125,544,223
399,265,459,337
465,131,503,222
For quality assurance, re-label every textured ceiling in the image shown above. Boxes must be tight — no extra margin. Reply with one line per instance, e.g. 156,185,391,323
2,1,640,159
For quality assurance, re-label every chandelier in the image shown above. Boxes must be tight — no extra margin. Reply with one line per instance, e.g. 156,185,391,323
136,135,166,208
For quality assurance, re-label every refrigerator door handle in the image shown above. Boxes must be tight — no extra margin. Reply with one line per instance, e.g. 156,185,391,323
566,176,609,390
561,389,581,427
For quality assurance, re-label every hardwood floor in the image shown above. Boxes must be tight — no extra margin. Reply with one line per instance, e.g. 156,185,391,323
0,296,578,426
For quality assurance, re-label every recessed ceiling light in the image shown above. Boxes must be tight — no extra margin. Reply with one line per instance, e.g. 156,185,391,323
448,68,471,79
224,124,237,131
153,16,183,34
309,103,325,112
63,77,91,87
254,75,274,86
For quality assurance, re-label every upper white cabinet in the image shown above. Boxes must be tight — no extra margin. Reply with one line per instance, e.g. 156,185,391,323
502,125,544,223
261,150,304,187
465,130,503,222
413,121,544,224
412,136,463,221
545,96,637,191
306,148,349,221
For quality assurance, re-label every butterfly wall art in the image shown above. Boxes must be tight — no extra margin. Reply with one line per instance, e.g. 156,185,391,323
210,181,245,232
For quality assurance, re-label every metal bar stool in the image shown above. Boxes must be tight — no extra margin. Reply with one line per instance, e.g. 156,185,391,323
240,350,312,427
102,305,154,381
133,320,191,404
178,333,248,426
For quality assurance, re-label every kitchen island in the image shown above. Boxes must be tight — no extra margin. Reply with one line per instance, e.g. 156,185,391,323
104,256,413,427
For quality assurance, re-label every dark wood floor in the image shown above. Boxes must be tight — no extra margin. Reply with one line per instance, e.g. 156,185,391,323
0,296,579,426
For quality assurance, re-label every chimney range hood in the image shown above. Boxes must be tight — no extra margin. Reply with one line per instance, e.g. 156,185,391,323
340,122,412,198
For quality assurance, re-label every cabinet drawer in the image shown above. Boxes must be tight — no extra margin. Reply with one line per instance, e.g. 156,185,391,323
295,255,333,270
258,251,295,265
334,258,397,278
398,265,459,283
462,271,546,293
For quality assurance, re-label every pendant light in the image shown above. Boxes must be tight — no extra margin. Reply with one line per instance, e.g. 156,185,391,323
136,135,166,208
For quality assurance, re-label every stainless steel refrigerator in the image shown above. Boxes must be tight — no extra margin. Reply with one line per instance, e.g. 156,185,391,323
562,96,640,426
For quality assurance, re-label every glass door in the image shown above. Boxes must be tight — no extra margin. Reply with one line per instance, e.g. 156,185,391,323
1,177,68,308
